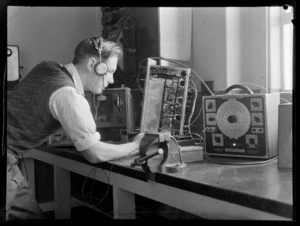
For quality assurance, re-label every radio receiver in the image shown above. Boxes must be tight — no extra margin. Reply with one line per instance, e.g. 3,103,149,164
48,87,135,147
140,64,191,137
85,87,135,133
203,84,280,159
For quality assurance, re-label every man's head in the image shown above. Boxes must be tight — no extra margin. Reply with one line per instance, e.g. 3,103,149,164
72,36,122,94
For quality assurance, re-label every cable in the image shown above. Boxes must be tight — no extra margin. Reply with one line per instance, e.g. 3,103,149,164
136,56,213,137
280,98,291,103
185,79,198,134
199,126,278,165
93,94,101,120
203,151,278,165
2,61,7,157
136,59,278,166
190,106,202,127
240,82,269,93
81,166,97,205
92,146,140,208
81,133,141,210
89,167,98,205
136,66,146,93
138,56,214,96
81,164,112,210
124,16,138,28
93,78,106,120
94,167,111,208
240,82,291,103
116,17,125,28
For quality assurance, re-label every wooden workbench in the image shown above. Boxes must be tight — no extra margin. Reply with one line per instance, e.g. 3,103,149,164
21,144,293,220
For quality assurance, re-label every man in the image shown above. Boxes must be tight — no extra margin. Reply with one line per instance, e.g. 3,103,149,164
6,36,144,220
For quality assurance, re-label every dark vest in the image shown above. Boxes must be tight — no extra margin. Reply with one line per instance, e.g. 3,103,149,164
7,61,76,155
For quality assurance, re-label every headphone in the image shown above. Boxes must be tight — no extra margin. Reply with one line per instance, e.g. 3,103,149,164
92,37,108,76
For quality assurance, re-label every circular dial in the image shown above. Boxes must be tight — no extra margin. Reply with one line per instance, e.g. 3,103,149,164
216,99,251,139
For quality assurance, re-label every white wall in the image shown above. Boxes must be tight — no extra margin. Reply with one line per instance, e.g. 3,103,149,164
192,7,269,92
226,7,243,87
239,7,268,89
192,7,227,91
8,6,101,76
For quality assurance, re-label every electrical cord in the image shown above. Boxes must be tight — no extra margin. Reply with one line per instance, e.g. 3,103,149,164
81,166,97,206
116,17,125,28
200,125,278,165
81,134,140,210
137,56,214,96
190,83,282,165
136,66,146,93
203,150,278,165
93,79,105,120
136,56,211,137
185,80,198,134
240,82,291,103
89,167,98,205
2,61,7,157
124,16,138,28
136,60,281,165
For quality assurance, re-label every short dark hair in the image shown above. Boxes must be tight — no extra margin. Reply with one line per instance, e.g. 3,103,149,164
72,36,122,65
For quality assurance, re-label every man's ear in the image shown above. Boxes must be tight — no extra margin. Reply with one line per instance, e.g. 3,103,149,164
87,57,96,72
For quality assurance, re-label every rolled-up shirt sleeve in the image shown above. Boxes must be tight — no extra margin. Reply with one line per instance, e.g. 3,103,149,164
49,86,100,151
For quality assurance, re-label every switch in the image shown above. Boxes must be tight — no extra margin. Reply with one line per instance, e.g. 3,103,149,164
252,101,259,107
214,136,221,143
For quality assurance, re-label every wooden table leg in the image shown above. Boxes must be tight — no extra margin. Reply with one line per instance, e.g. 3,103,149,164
54,166,71,219
113,186,136,219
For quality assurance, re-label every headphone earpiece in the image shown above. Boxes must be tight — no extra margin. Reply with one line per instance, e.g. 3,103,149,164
92,37,108,76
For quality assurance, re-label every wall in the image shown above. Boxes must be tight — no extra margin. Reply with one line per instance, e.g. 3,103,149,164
192,7,227,91
192,7,269,92
239,7,268,89
7,6,101,77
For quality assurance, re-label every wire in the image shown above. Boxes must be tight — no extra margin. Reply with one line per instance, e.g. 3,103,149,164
136,66,146,93
94,167,111,208
213,87,227,95
137,56,214,96
81,133,141,210
124,16,138,28
2,61,7,157
240,82,269,93
116,17,125,28
93,147,140,208
93,94,101,120
240,82,291,104
199,126,278,165
89,167,98,205
93,80,105,120
280,98,291,103
81,166,97,205
190,106,202,127
136,56,214,138
203,151,278,165
136,59,280,166
185,79,198,134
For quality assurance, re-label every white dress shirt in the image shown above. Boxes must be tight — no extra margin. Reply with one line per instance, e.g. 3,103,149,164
49,63,100,151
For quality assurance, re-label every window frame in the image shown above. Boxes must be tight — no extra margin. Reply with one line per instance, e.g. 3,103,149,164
280,6,294,92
